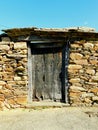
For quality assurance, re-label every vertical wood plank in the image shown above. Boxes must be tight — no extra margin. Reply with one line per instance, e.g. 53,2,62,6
32,53,35,100
34,54,44,99
53,52,62,101
27,43,33,103
44,53,53,100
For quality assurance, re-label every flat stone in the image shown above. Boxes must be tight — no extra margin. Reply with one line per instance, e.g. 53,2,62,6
2,74,14,81
0,41,10,45
74,59,88,65
15,66,25,72
14,42,27,49
0,86,2,89
81,93,94,98
96,72,98,76
4,67,13,72
0,61,4,64
94,44,98,50
21,50,27,54
69,78,80,83
92,76,98,81
86,69,95,75
4,101,11,109
85,82,98,86
89,88,98,94
7,54,26,58
14,77,21,81
5,84,12,90
13,89,27,96
0,56,2,59
1,90,13,98
68,64,82,70
84,98,92,103
78,27,95,32
15,81,27,85
92,96,98,101
69,92,81,98
22,76,27,80
89,60,98,65
0,101,4,108
0,94,5,101
68,69,79,73
70,86,86,91
83,42,94,49
71,83,82,87
71,44,82,48
70,53,83,60
7,98,16,105
0,45,10,50
14,96,27,105
7,81,16,86
0,81,6,85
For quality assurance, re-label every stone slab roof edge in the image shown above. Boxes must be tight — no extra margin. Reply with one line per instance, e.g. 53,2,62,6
1,26,98,41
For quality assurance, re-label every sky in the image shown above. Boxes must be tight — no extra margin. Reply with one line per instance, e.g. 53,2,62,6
0,0,98,34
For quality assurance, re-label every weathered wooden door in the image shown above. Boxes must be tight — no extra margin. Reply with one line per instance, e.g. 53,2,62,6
31,48,62,102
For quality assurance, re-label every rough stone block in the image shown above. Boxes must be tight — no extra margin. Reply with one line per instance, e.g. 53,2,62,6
5,84,12,90
69,78,80,83
89,88,98,94
85,82,98,86
0,101,4,108
94,44,98,50
96,72,98,76
4,101,11,109
71,44,82,48
6,54,27,58
7,81,16,86
7,98,16,105
15,96,27,104
81,93,94,98
0,81,6,85
14,42,27,49
2,74,14,81
84,98,92,103
92,96,98,101
89,60,98,65
68,69,79,73
15,66,25,72
13,89,27,96
70,53,83,60
74,59,88,65
3,67,14,72
83,42,94,49
70,85,86,91
0,86,2,89
69,92,81,97
86,69,95,75
0,45,10,50
0,94,5,101
68,64,82,70
92,76,98,81
14,76,21,81
15,81,27,85
1,90,13,98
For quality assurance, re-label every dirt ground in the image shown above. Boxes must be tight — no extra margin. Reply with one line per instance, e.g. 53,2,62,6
0,107,98,130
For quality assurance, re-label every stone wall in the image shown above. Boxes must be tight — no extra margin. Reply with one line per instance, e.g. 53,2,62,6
0,38,98,110
69,40,98,106
0,41,28,110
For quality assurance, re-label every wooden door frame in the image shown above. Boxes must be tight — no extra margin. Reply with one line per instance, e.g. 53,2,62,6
27,41,70,103
27,43,33,103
